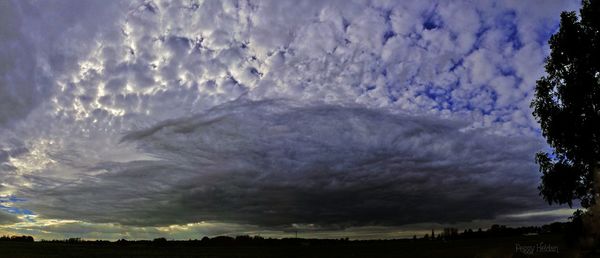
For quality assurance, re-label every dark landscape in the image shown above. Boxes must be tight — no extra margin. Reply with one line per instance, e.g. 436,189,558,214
0,235,573,258
0,222,594,257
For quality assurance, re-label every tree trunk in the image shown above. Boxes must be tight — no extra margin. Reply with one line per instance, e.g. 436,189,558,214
584,167,600,251
584,166,600,246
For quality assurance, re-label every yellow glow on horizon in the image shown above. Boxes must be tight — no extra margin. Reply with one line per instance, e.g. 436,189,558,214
503,208,580,218
156,222,207,232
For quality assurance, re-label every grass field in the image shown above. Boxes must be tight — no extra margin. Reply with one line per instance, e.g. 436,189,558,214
0,234,587,258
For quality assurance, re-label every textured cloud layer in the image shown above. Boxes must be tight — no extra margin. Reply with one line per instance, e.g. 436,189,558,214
0,0,580,238
19,100,544,229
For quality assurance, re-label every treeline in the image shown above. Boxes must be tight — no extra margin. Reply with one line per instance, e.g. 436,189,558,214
2,221,581,245
0,235,34,242
40,235,352,247
416,221,580,241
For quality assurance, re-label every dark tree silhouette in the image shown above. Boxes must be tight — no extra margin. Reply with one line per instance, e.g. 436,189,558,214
531,0,600,208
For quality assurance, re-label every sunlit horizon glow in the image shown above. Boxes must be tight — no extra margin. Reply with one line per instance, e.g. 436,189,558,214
0,0,582,240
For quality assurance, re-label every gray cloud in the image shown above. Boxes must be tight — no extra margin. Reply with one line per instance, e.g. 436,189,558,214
20,100,545,229
0,211,18,225
0,1,39,126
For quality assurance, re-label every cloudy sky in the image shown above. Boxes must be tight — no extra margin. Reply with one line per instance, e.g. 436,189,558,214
0,0,582,240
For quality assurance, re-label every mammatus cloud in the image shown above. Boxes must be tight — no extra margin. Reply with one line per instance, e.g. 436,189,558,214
0,0,581,238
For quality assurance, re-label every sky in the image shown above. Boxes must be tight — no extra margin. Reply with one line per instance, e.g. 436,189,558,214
0,0,583,240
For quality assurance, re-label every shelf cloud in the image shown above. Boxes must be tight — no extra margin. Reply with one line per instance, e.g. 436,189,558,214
22,100,544,229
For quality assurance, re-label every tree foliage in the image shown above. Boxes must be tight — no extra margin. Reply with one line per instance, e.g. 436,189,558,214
531,0,600,208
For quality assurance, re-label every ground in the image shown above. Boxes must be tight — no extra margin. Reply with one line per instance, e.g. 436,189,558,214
0,234,589,258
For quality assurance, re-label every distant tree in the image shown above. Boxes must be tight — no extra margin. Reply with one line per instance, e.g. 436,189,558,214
66,237,82,243
0,235,34,242
153,237,167,243
235,235,251,242
531,0,600,208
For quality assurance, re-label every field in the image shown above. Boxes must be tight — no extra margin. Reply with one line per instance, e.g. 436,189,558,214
0,234,587,258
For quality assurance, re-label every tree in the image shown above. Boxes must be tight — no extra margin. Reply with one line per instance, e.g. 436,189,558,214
531,0,600,208
153,237,167,243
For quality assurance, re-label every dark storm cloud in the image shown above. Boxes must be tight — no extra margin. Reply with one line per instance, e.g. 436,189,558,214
21,99,545,229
